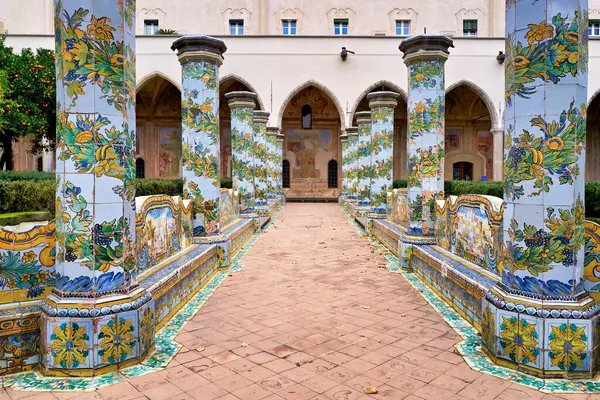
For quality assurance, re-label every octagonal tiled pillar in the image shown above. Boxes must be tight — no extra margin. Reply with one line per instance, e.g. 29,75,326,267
400,35,453,237
172,35,227,237
340,132,349,198
42,0,154,376
226,91,258,216
252,111,270,208
355,111,372,207
345,127,359,201
368,91,399,215
482,1,597,378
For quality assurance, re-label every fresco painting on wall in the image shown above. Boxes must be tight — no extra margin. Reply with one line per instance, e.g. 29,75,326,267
221,128,232,178
446,130,460,151
287,130,333,180
159,127,182,178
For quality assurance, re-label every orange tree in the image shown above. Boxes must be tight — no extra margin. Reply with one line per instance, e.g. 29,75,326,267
0,35,55,170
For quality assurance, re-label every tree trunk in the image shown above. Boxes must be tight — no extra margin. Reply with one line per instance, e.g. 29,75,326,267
0,133,14,171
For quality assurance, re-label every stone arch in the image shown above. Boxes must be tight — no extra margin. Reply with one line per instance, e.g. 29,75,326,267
137,71,181,92
349,80,408,122
135,73,182,179
587,88,600,180
277,80,346,130
446,80,499,130
220,74,265,110
589,87,600,108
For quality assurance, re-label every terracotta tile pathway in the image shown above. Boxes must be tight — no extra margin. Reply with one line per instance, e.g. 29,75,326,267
3,204,592,399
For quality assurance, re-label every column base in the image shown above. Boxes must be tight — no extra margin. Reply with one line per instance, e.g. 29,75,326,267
482,285,599,378
39,287,155,377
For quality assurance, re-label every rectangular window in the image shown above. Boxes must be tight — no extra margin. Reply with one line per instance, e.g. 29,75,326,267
396,20,410,36
334,19,348,36
229,19,244,35
590,20,600,36
144,19,159,35
282,20,297,35
463,19,478,36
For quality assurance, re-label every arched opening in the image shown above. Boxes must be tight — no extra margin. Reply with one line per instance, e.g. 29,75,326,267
445,83,494,181
351,82,408,180
327,160,338,188
36,157,43,172
136,158,145,179
587,92,600,181
136,74,182,179
301,105,312,129
282,160,290,188
453,161,473,181
219,76,264,178
281,83,342,199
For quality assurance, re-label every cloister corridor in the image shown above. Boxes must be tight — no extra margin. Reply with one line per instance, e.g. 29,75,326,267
2,204,582,400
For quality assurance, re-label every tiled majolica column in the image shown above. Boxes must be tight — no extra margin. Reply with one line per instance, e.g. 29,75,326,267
43,0,154,375
267,127,284,201
226,91,257,216
340,132,349,198
266,126,279,202
275,130,286,201
368,91,399,215
355,111,372,207
345,127,359,201
252,111,270,208
400,35,453,237
172,36,227,237
482,1,596,377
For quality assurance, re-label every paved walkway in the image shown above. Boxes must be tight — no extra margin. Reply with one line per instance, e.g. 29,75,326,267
4,204,590,399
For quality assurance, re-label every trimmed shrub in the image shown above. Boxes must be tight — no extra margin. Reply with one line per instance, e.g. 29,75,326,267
0,211,51,226
136,179,183,197
221,177,233,189
0,171,54,181
586,181,600,219
445,180,505,198
392,179,408,189
0,180,56,215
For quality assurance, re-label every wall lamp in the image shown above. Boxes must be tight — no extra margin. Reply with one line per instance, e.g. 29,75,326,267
496,51,506,64
340,47,355,61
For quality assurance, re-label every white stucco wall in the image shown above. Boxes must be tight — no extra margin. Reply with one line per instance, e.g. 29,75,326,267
5,34,600,132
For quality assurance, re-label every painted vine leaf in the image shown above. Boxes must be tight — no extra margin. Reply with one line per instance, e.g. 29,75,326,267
505,101,585,200
56,0,135,114
410,61,443,90
506,11,587,105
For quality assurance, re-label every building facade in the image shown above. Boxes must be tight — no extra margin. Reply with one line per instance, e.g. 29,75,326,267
3,0,600,198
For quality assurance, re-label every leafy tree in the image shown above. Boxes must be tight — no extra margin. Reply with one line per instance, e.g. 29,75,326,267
155,28,179,35
0,35,55,170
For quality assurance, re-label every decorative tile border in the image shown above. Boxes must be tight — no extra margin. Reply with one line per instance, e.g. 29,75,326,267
348,216,600,393
1,209,282,392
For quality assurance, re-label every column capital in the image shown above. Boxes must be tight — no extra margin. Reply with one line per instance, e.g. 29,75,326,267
253,110,270,125
225,91,257,109
367,91,400,109
399,34,454,65
490,127,504,136
345,127,358,137
266,126,280,137
355,111,372,126
171,35,227,65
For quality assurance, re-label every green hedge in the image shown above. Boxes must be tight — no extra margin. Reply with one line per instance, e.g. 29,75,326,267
586,181,600,220
0,171,55,181
0,211,51,226
136,179,183,197
0,180,56,215
1,173,599,219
